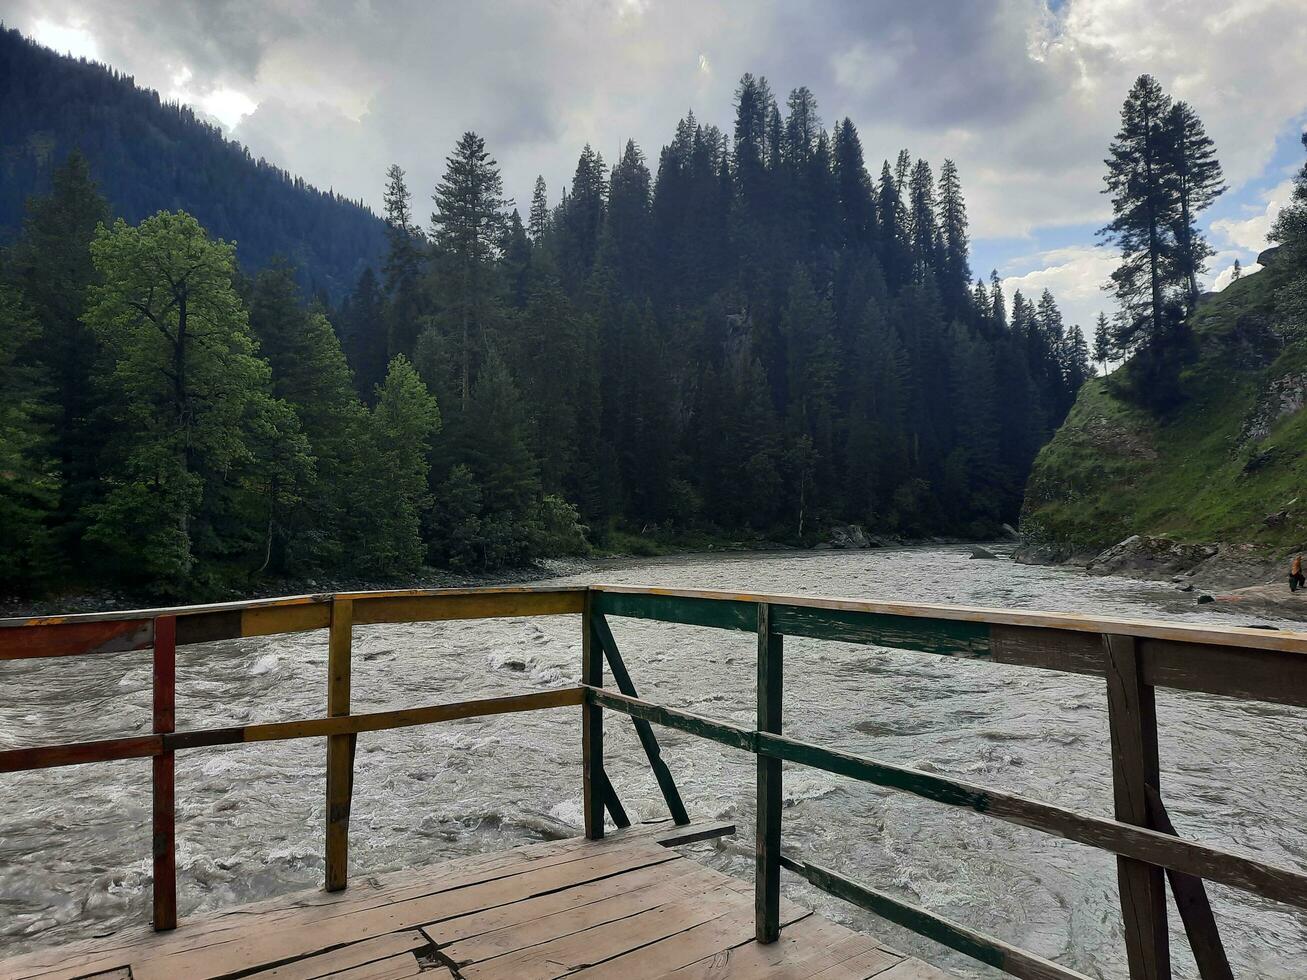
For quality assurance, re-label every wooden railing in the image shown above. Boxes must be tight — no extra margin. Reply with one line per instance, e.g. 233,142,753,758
4,584,1307,980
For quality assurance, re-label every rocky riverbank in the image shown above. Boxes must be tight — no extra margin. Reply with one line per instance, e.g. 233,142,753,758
1016,533,1307,617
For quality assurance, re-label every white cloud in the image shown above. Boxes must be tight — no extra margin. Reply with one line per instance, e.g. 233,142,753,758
30,17,99,60
1001,244,1119,329
1211,179,1296,255
1212,260,1262,292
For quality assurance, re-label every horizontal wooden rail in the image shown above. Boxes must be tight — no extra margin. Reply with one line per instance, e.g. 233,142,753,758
0,734,162,773
0,586,588,660
780,853,1092,980
1,691,585,768
592,585,1307,706
586,686,1307,910
167,688,585,749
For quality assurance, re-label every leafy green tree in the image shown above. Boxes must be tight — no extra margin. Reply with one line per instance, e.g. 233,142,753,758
83,211,309,589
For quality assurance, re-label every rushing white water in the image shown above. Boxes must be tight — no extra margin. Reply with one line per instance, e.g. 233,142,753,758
2,546,1305,978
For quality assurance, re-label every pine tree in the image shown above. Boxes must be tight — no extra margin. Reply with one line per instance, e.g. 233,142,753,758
0,283,59,586
1231,258,1242,282
561,145,607,290
1167,101,1225,307
733,73,774,208
382,164,426,358
989,270,1007,332
1101,74,1180,353
337,267,389,400
907,159,939,283
246,264,374,571
528,176,550,243
431,131,510,407
936,160,971,318
1064,325,1093,391
598,140,653,298
8,151,110,554
831,119,876,252
1093,313,1113,373
366,355,440,575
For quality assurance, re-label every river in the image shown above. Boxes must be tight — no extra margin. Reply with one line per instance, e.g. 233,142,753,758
2,546,1305,978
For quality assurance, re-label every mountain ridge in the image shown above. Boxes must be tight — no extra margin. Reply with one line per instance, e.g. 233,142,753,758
0,26,386,299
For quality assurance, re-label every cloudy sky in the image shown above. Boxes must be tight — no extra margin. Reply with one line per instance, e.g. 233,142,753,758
8,0,1307,328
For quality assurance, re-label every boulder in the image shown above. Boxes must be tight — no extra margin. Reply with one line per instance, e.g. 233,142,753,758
969,546,999,560
1197,594,1215,604
1257,245,1281,267
827,524,871,549
1087,534,1219,580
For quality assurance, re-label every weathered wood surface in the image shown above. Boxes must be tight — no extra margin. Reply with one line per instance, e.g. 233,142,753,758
755,602,783,944
0,734,161,773
0,821,940,980
151,615,177,932
325,597,355,893
582,592,604,840
1105,635,1169,980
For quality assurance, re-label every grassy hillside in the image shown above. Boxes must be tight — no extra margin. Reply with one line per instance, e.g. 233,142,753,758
1021,262,1307,555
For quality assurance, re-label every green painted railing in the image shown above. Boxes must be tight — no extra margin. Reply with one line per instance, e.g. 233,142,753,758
582,584,1307,980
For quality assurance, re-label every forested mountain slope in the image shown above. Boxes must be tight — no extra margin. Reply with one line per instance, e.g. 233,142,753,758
1021,252,1307,560
0,27,385,299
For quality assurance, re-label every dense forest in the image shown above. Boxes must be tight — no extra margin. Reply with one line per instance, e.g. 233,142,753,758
0,51,1095,597
0,27,386,300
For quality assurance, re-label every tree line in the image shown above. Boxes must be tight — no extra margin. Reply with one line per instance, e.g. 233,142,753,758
1,74,1093,597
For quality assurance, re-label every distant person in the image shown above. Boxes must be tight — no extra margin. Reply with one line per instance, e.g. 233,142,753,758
1292,554,1305,593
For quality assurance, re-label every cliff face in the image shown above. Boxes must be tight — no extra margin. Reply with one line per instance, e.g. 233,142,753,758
1020,260,1307,574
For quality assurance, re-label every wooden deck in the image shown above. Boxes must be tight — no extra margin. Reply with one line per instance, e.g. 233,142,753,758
0,822,954,980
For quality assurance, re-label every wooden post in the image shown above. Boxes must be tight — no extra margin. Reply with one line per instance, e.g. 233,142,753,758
582,591,604,840
1105,634,1170,980
151,615,177,931
756,602,783,943
325,598,355,892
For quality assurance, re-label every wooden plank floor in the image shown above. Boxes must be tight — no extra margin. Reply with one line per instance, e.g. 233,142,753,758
0,822,957,980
